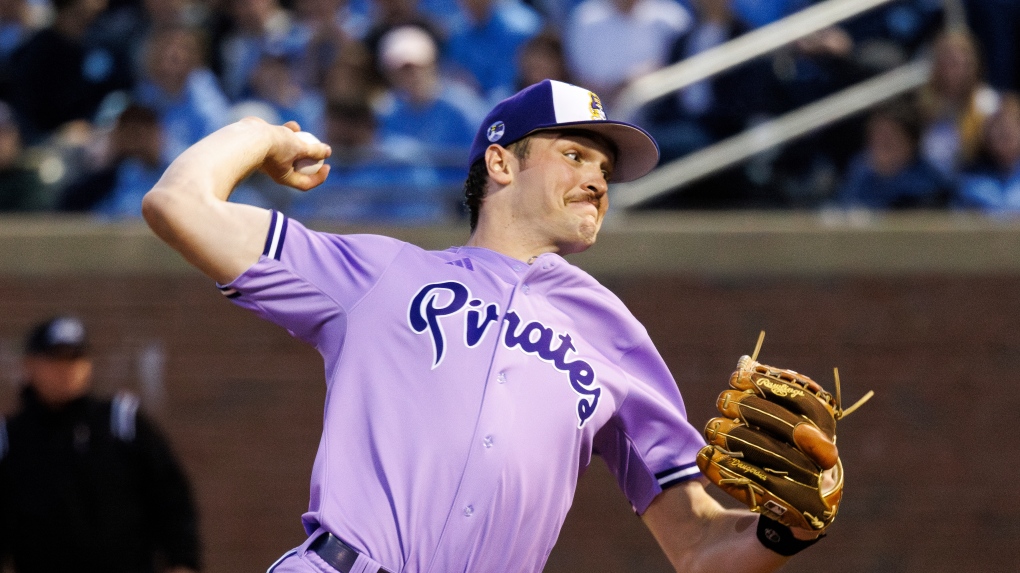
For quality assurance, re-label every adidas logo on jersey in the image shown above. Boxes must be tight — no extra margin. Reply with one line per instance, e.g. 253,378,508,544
445,258,474,270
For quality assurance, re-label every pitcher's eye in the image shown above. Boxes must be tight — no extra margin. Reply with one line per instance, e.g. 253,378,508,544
564,151,579,161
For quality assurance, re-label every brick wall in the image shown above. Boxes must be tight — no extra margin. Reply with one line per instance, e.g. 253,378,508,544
2,271,1016,573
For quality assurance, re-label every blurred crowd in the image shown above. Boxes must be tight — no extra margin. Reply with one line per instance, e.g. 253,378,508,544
0,0,1017,222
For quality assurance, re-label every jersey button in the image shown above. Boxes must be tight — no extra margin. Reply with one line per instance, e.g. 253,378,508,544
463,505,474,517
483,435,494,448
497,372,506,384
522,284,530,294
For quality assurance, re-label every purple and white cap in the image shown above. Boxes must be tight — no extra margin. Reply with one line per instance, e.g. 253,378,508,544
467,79,660,182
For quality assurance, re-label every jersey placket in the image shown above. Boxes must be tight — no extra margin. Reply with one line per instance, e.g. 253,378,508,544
427,258,545,572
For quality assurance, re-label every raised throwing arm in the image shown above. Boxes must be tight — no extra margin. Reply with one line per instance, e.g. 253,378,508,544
141,118,331,284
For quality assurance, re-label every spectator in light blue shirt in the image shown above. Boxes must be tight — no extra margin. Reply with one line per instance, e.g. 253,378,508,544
217,0,311,101
133,24,230,163
957,93,1020,213
60,104,169,218
290,97,456,223
445,0,542,106
243,49,325,137
564,0,693,104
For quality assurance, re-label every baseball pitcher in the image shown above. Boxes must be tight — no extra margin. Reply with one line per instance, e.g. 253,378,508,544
142,80,855,572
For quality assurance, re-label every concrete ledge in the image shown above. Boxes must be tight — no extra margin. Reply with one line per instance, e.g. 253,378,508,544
5,210,1020,277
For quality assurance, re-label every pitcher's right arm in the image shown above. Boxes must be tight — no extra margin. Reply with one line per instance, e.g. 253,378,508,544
141,117,331,284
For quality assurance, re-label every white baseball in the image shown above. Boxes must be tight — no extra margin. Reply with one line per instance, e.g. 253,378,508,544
293,131,325,175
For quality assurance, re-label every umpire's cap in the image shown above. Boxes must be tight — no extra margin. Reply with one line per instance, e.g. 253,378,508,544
467,79,660,182
25,316,89,359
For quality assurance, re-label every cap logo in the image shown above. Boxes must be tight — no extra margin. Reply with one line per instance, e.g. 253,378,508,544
589,93,606,120
486,121,505,142
49,318,84,346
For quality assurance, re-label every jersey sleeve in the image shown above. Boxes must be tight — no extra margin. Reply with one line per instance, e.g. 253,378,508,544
593,339,706,515
218,210,406,348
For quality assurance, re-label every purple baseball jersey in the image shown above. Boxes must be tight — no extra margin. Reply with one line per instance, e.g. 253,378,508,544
220,211,706,572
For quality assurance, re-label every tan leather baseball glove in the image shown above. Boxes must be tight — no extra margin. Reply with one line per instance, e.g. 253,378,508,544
696,333,873,533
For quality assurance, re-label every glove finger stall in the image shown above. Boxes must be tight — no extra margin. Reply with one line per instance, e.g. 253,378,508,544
730,358,837,439
704,417,820,486
696,444,841,531
717,390,838,470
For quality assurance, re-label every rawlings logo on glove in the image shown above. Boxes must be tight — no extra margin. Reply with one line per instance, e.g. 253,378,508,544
696,332,873,532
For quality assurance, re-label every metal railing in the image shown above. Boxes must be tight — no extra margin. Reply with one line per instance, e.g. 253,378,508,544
612,59,931,209
608,0,965,209
613,0,900,121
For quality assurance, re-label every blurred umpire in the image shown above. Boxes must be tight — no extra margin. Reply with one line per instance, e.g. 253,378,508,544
0,316,201,573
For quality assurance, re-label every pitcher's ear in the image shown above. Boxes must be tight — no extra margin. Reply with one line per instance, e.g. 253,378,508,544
485,144,514,186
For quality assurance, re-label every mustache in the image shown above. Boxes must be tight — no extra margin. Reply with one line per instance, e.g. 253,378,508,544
570,192,604,207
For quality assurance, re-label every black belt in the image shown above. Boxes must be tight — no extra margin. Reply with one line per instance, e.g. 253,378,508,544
308,532,393,573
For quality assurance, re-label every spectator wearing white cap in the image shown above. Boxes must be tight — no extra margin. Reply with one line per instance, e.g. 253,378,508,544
373,24,485,182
